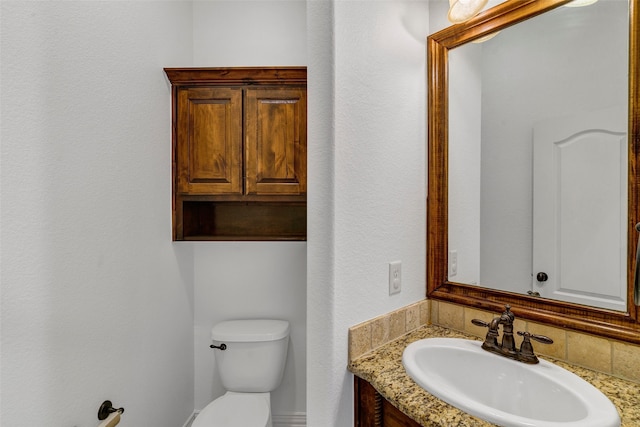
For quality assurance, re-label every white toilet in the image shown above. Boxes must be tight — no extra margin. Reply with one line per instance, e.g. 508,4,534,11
193,319,290,427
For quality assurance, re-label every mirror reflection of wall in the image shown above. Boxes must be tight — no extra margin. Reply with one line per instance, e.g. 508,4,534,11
448,0,629,309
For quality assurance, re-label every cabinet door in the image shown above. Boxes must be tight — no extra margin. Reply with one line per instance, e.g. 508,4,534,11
245,88,307,195
382,399,421,427
176,87,242,195
354,377,422,427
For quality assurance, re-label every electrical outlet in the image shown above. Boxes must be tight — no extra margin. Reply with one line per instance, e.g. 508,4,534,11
389,261,402,295
448,250,458,277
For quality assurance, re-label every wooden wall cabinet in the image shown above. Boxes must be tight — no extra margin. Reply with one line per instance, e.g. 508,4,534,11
354,377,421,427
164,67,307,241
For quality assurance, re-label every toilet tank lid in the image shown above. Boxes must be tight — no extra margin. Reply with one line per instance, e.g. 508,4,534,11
211,319,290,342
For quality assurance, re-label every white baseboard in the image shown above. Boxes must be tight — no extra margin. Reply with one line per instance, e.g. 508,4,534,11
184,410,306,427
272,412,307,427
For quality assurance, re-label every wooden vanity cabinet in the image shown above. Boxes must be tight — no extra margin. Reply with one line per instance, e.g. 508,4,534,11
355,377,421,427
164,67,307,241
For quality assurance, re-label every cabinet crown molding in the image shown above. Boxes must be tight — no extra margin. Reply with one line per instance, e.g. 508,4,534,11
164,67,307,86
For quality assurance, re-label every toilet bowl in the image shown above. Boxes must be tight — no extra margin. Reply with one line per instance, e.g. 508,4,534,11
192,319,290,427
193,392,271,427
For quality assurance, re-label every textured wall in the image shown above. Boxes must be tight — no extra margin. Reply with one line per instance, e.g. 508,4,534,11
193,0,307,67
193,243,307,416
0,2,195,426
190,1,308,419
306,1,429,424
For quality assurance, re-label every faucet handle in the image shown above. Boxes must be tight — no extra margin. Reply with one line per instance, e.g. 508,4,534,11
517,331,553,345
516,331,553,364
471,319,490,328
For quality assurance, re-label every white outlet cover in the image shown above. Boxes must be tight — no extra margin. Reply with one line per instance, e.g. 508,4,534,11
389,261,402,295
448,250,457,277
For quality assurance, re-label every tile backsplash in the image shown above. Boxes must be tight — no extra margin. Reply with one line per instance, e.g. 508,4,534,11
348,300,429,361
348,299,640,384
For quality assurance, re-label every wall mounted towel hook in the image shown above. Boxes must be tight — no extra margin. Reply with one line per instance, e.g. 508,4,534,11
98,400,125,420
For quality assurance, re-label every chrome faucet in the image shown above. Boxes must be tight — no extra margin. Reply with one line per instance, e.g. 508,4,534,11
471,305,553,364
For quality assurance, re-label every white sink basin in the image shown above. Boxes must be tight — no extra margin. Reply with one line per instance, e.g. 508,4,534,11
402,338,620,427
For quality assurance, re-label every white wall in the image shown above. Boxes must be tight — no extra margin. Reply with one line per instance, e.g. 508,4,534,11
190,1,308,419
0,2,441,426
307,1,429,424
193,0,307,67
193,244,307,415
0,2,195,426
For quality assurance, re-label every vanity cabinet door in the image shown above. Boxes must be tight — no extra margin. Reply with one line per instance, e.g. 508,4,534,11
382,399,421,427
354,377,421,427
355,376,382,426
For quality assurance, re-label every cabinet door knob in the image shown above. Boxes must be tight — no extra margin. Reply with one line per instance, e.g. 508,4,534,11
536,272,548,282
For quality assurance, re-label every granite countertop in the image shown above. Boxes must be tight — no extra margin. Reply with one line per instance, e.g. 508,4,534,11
348,324,640,426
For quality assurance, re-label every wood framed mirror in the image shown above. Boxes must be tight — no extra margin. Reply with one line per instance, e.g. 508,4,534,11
427,0,640,343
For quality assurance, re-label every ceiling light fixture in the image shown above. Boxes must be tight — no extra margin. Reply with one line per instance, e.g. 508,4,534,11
564,0,598,7
448,0,489,24
472,31,499,44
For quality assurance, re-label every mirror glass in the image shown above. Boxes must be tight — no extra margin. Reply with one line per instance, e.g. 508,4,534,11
447,0,629,311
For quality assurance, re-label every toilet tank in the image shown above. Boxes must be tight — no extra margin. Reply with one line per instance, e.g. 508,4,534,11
211,319,290,393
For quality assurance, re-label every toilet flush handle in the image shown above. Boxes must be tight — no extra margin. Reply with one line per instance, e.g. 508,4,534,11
210,343,227,350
